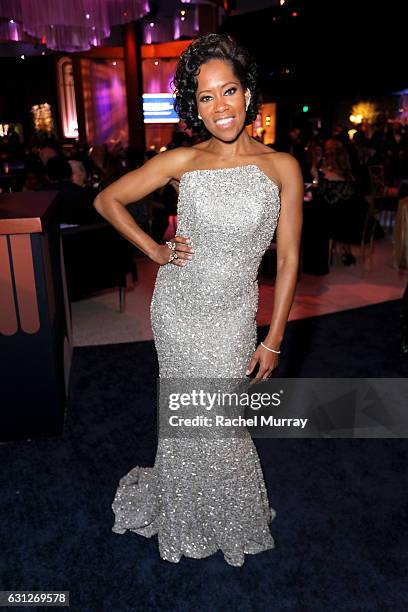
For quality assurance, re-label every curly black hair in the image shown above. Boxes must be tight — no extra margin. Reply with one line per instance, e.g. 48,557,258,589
172,33,259,137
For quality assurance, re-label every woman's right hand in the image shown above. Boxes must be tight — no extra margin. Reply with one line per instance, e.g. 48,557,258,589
151,235,194,267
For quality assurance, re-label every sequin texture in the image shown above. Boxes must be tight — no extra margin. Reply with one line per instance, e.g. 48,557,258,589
111,164,281,566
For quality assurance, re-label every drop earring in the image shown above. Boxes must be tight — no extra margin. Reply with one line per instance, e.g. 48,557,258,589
245,95,251,111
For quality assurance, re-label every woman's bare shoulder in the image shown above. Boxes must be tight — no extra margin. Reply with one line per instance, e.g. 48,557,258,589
156,146,194,170
272,151,300,166
155,145,205,180
249,146,300,189
267,152,302,183
252,142,299,171
254,150,304,198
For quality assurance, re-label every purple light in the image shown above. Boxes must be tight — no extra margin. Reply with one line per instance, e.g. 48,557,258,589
8,21,20,41
174,17,180,39
90,60,129,144
194,6,199,32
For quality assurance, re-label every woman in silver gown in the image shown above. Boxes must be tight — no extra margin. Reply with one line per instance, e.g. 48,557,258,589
94,33,303,567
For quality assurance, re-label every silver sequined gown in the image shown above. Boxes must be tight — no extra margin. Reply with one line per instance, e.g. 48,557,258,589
112,164,281,566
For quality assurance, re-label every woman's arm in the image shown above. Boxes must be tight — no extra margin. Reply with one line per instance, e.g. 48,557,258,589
247,153,304,381
93,148,193,266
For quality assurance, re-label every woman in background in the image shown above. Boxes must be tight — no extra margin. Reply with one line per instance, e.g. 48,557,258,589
318,139,365,265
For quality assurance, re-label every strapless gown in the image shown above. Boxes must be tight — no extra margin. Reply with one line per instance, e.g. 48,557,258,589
111,164,281,566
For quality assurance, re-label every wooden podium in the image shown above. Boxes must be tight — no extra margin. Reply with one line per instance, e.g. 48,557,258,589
0,192,72,442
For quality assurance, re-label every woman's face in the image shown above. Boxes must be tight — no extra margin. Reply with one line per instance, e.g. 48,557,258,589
195,58,250,141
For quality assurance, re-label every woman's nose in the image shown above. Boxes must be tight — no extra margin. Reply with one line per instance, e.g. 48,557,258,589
214,98,228,113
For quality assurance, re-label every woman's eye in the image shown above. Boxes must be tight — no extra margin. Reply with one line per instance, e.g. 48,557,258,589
225,87,237,95
200,95,212,103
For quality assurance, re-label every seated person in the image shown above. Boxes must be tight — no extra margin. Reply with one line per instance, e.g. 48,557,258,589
20,162,45,192
317,140,371,265
39,157,103,225
69,159,99,208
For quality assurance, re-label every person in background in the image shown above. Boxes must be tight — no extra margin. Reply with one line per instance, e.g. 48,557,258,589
6,125,24,163
40,157,102,225
98,155,126,191
317,139,367,265
69,159,99,213
333,126,362,189
86,144,108,190
125,147,144,172
21,163,45,192
68,159,87,187
287,127,310,181
38,143,58,167
274,126,310,182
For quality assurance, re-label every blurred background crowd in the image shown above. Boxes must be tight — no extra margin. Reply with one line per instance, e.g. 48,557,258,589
2,119,408,268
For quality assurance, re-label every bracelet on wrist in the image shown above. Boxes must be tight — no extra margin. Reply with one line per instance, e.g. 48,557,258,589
260,341,281,354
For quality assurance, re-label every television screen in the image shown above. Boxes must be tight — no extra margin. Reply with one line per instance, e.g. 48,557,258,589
143,94,179,123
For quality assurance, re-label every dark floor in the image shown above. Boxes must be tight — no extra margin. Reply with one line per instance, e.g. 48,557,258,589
1,300,407,611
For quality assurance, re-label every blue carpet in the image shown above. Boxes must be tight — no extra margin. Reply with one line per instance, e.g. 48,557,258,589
1,300,407,611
